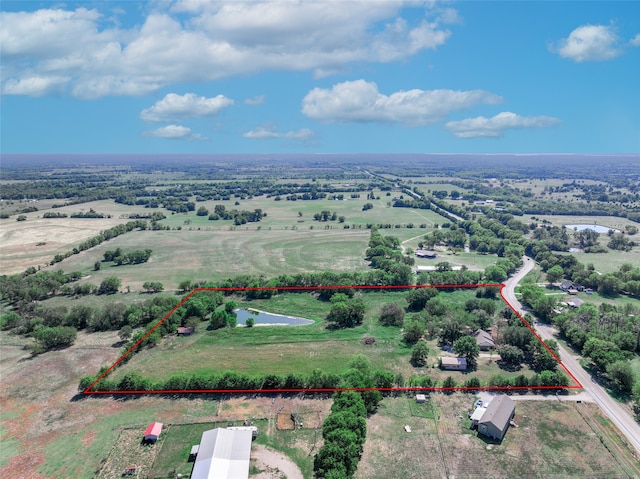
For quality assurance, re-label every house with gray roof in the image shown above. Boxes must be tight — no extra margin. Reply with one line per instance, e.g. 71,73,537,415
477,395,515,441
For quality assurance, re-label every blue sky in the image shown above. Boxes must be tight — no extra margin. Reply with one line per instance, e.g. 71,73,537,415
1,1,639,154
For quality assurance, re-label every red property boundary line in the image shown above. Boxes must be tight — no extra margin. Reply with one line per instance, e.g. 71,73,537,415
84,283,583,395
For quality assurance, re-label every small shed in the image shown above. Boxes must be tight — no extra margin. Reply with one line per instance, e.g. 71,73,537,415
177,326,194,336
189,444,200,462
143,422,163,442
415,250,437,259
416,394,427,404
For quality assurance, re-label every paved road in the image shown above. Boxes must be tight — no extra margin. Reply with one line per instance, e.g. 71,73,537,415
503,257,640,454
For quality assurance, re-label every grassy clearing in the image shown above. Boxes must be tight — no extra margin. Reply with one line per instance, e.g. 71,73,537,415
108,290,517,387
357,395,638,479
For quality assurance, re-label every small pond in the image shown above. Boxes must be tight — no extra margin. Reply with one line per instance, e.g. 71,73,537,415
564,224,620,234
234,309,314,326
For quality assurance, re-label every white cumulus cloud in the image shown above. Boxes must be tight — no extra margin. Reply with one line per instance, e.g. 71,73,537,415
142,124,207,140
301,80,503,125
1,2,455,98
445,112,561,138
629,33,640,47
551,24,622,62
140,93,234,122
243,125,314,141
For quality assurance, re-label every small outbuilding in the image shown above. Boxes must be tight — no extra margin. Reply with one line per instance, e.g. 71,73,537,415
440,357,467,371
415,250,437,259
416,394,427,403
143,422,163,442
177,326,194,336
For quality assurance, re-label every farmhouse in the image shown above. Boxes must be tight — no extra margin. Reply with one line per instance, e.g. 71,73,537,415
415,249,437,259
190,427,253,479
477,395,516,441
474,329,495,350
143,422,163,443
440,357,467,371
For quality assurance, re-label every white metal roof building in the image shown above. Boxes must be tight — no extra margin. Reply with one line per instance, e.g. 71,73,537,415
191,428,253,479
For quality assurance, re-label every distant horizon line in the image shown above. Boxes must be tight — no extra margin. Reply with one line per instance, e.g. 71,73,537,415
2,152,639,157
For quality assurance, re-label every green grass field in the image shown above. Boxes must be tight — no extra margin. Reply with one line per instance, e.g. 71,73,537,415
107,290,535,388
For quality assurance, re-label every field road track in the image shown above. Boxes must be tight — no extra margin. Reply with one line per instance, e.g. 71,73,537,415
503,256,640,454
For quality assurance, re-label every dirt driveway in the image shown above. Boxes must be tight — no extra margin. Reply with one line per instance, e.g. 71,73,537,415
252,444,303,479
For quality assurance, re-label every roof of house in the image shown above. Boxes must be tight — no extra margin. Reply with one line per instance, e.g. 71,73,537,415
440,357,467,367
415,249,436,257
191,428,252,479
478,395,515,431
144,422,163,439
474,330,495,347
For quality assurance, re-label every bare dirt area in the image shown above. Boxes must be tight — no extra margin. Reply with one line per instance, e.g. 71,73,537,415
251,444,303,479
0,217,125,274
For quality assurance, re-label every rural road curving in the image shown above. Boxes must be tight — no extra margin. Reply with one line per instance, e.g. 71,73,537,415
503,257,640,454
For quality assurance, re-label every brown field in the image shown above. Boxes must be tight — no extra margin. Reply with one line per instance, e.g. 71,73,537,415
356,394,640,479
0,216,128,275
0,328,330,478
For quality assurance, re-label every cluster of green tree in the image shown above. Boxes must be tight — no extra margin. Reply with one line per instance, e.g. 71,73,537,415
608,232,636,251
326,293,366,328
125,212,166,221
142,281,164,293
207,205,266,224
209,301,239,329
79,354,386,404
365,229,413,286
1,177,146,202
42,212,68,218
49,219,149,265
70,208,108,218
313,210,345,222
364,223,428,229
31,326,77,353
276,191,328,201
405,370,569,389
425,193,470,221
314,390,368,478
416,262,483,286
420,224,467,249
554,302,639,394
496,302,562,372
102,247,152,265
362,202,373,211
0,269,89,306
401,288,499,356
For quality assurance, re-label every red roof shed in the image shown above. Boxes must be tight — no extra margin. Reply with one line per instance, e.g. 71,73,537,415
144,422,163,442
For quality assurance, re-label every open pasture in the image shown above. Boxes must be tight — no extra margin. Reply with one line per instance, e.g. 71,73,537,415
52,227,372,290
357,395,639,479
106,289,527,389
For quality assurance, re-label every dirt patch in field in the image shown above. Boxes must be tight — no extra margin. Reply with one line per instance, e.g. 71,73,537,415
0,217,125,275
251,444,303,479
